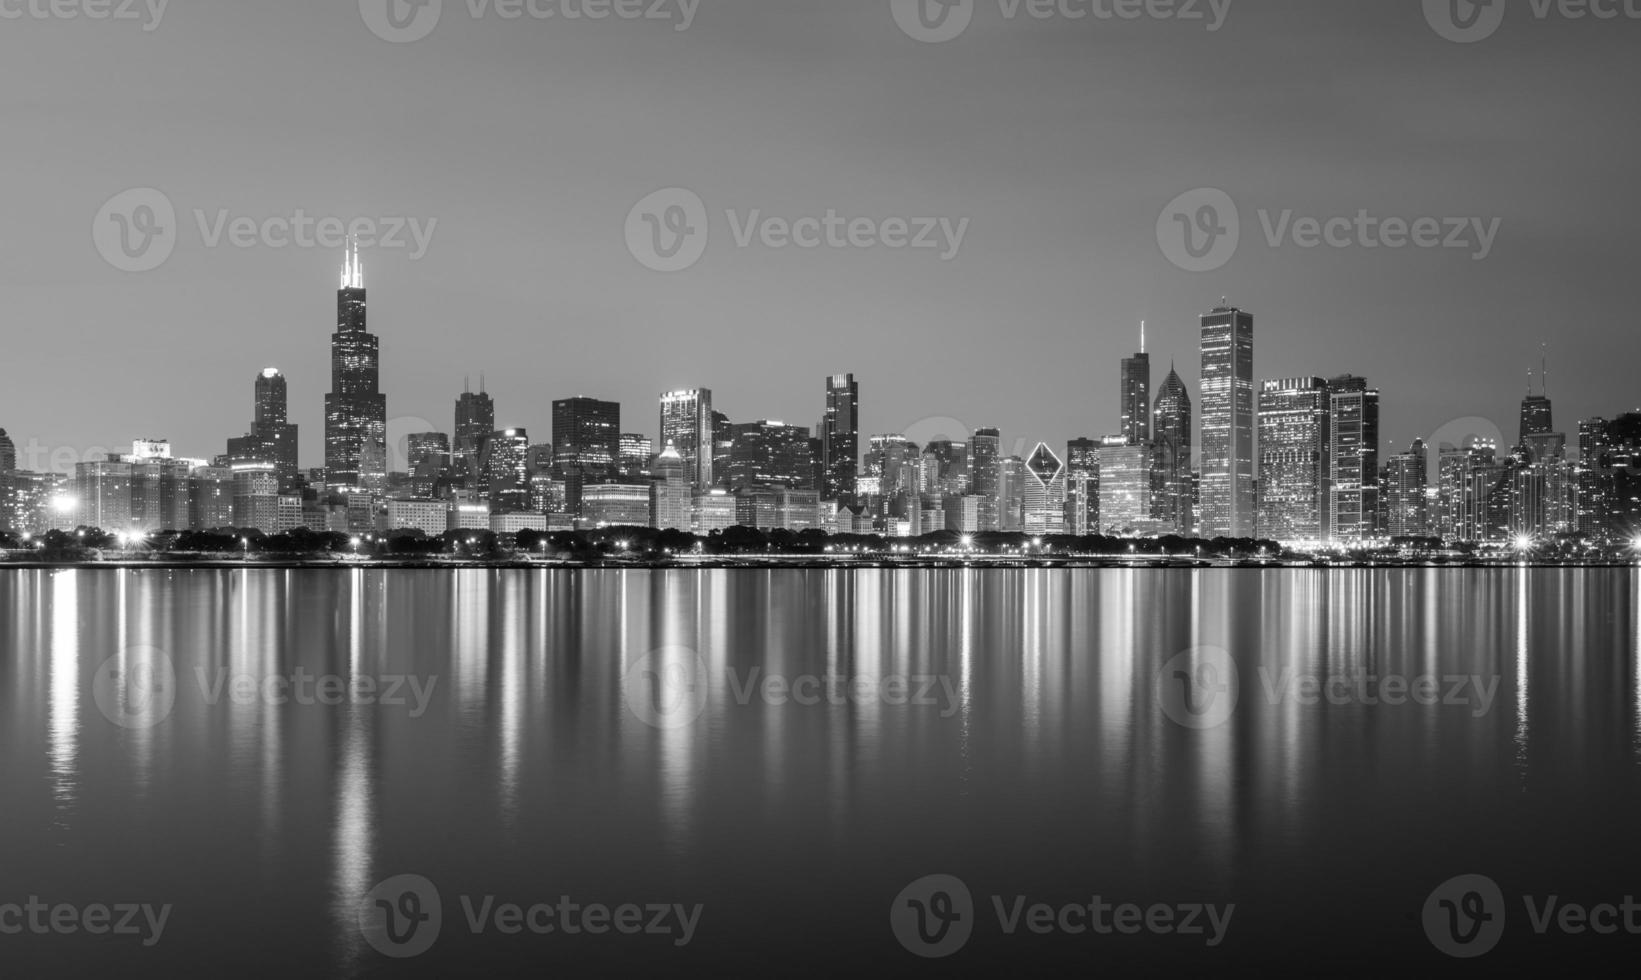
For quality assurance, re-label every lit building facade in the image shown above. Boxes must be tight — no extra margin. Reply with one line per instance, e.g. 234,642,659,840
1257,377,1329,542
324,242,388,493
1199,305,1255,538
660,389,714,491
822,374,859,501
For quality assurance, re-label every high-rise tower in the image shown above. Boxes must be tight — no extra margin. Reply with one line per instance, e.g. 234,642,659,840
1152,363,1193,534
660,389,714,490
323,241,387,492
1199,303,1255,538
228,368,300,490
822,374,860,501
1120,323,1152,445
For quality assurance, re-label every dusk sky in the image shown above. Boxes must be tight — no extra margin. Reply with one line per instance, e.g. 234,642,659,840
2,0,1636,470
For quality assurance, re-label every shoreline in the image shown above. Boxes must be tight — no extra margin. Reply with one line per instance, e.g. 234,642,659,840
1,556,1635,571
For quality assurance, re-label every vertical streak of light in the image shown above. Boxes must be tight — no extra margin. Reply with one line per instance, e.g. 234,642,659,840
1633,570,1640,762
261,572,286,867
332,568,374,972
49,570,80,825
497,574,522,830
1514,568,1529,774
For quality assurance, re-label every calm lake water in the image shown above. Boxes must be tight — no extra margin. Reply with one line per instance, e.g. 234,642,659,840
2,567,1639,976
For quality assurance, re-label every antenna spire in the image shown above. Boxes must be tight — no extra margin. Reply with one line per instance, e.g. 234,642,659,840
1140,320,1147,355
340,237,364,290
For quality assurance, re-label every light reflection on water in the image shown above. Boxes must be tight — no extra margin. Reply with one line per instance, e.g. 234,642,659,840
1,566,1638,976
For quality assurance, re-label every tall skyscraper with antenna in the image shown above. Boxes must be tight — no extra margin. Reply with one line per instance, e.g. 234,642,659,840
324,240,388,492
1119,322,1152,445
1519,348,1554,446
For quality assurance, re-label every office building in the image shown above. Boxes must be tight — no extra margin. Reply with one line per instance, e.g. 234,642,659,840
324,242,388,492
1257,377,1330,542
1327,375,1380,542
1199,304,1255,537
822,374,860,500
660,389,714,490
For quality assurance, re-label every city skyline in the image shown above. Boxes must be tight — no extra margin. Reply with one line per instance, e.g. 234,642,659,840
0,243,1624,482
3,3,1638,466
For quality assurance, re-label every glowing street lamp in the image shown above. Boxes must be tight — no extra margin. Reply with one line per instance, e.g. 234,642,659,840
1513,534,1536,555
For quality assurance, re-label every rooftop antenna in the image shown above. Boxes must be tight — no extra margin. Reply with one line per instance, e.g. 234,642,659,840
1140,320,1147,355
1541,343,1549,396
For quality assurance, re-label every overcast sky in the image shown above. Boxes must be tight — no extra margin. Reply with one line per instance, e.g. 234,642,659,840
2,0,1636,470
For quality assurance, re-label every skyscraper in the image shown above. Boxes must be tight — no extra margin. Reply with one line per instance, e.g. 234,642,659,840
1257,377,1329,542
552,397,621,474
486,428,531,512
1023,442,1067,534
227,368,299,491
970,427,1001,531
324,242,387,493
822,374,859,501
725,421,816,490
1327,375,1381,542
1199,304,1255,538
650,441,691,531
1151,364,1193,535
1120,324,1152,445
453,383,496,488
660,389,714,491
1384,439,1430,537
1520,364,1554,445
1064,437,1100,535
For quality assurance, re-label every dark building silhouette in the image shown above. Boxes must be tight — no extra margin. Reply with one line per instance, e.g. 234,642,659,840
323,241,387,492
